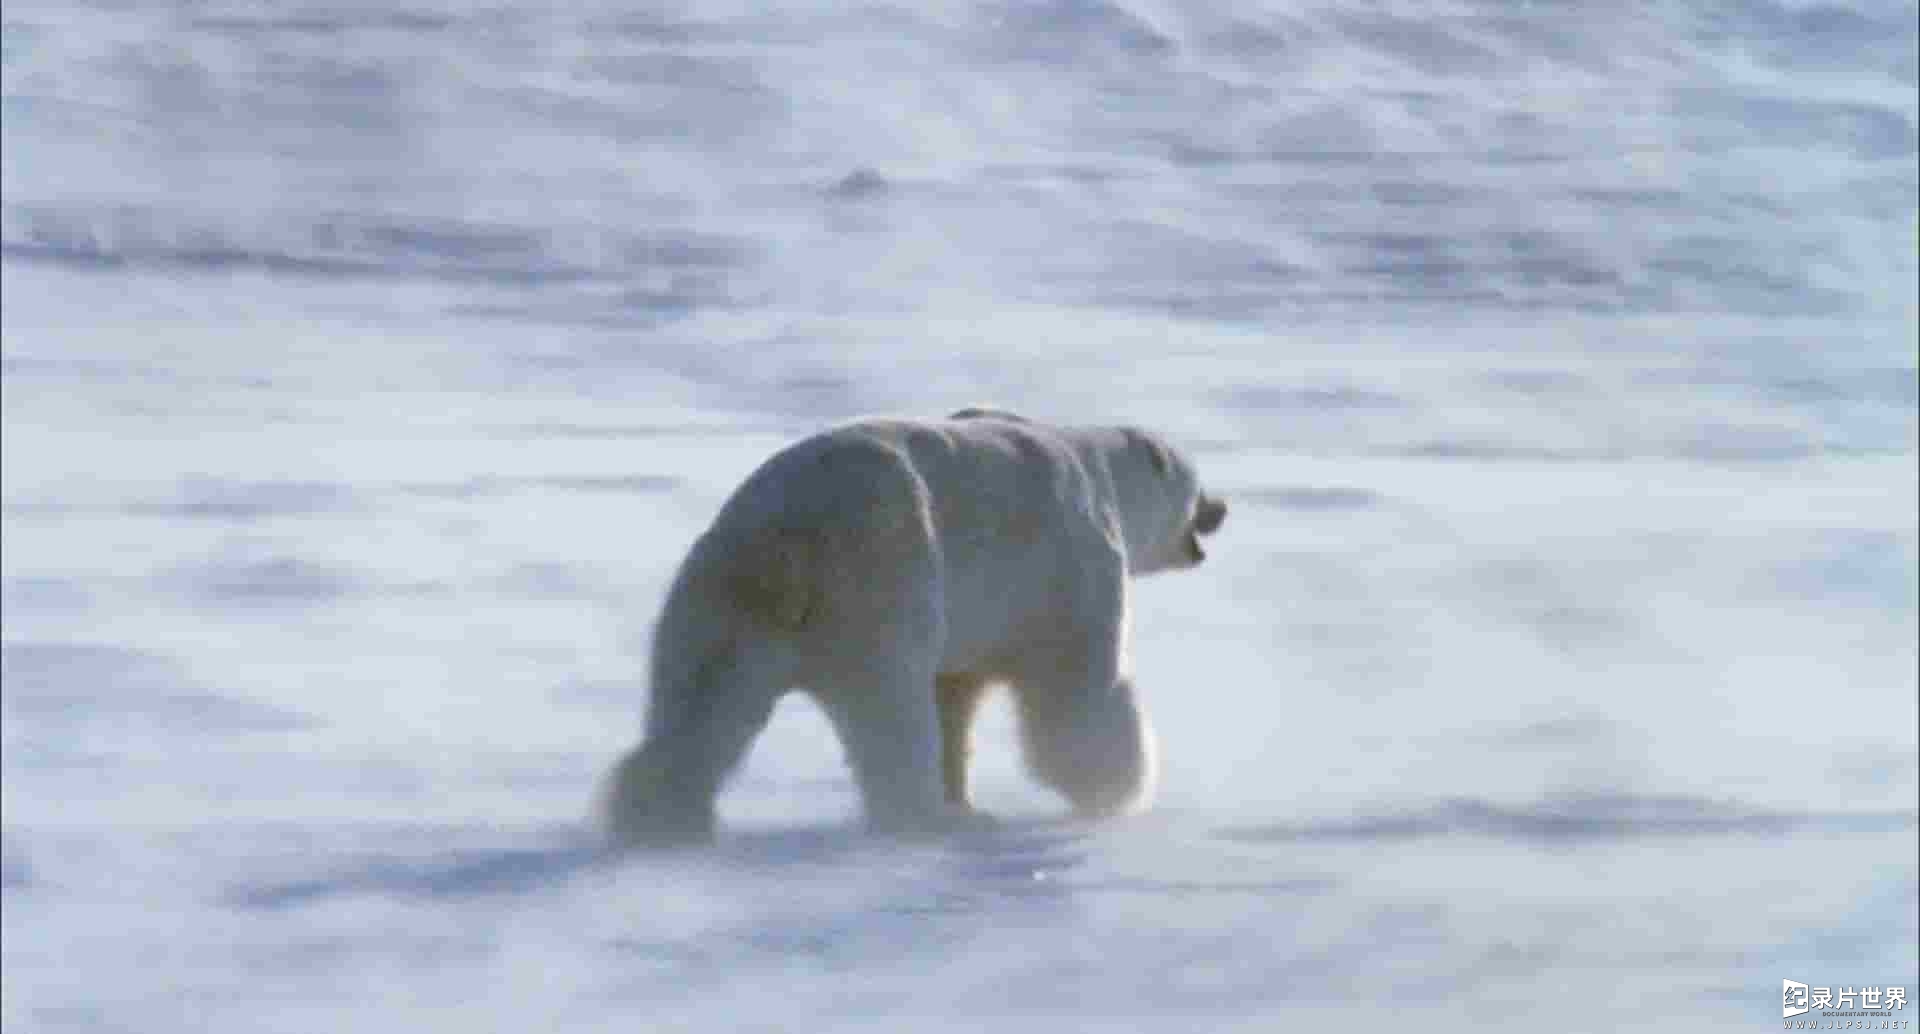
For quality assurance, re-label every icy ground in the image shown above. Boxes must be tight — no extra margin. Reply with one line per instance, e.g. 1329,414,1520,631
3,2,1916,1030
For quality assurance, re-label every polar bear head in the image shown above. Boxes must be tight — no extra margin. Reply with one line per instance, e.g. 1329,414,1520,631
1106,428,1227,576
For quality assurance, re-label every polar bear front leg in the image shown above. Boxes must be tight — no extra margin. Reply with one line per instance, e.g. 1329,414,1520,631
936,673,991,810
1014,671,1159,819
1009,549,1158,818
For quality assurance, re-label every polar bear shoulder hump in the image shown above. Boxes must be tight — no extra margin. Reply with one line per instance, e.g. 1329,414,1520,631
948,405,1031,424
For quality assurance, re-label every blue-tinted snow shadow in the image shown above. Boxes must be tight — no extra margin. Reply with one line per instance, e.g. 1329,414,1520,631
0,576,93,615
3,477,359,523
719,816,1337,906
223,817,1120,914
671,815,1092,885
1,641,315,734
2,202,760,335
1214,793,1919,847
226,829,610,910
394,474,681,501
150,540,454,609
1,834,32,891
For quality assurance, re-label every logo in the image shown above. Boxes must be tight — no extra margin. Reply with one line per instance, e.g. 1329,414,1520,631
1785,980,1809,1018
1782,979,1909,1022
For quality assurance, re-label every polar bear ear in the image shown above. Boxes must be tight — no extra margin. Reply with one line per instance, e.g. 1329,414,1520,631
949,406,1030,423
1123,428,1173,477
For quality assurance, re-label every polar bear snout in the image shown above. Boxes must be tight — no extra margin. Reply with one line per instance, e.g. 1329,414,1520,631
1183,494,1227,564
1194,495,1227,535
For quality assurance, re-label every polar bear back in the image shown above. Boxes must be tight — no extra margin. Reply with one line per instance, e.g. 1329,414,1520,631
690,417,1126,672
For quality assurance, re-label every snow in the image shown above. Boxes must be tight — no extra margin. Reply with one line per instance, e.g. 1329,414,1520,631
4,2,1915,1030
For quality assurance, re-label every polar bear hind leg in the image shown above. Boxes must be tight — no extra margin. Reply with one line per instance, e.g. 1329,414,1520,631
804,530,960,834
603,524,807,846
813,649,950,834
603,637,785,846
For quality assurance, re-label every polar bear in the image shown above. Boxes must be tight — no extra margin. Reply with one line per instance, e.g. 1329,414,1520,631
602,408,1227,846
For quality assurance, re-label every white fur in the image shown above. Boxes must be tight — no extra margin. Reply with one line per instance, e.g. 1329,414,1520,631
602,409,1223,846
